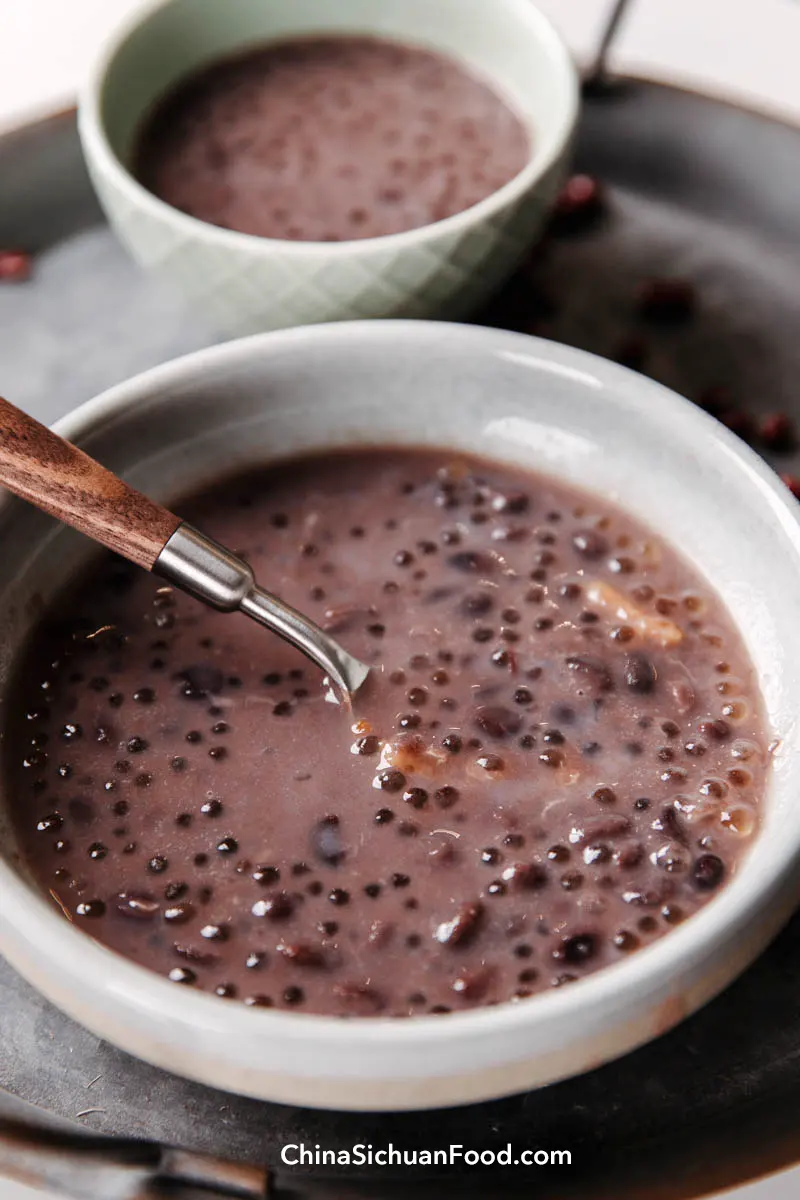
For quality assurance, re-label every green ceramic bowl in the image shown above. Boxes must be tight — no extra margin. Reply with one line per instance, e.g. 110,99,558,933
78,0,578,335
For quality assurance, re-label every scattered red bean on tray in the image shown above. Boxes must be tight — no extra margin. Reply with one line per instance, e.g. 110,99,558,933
0,250,32,282
760,413,797,453
550,174,605,232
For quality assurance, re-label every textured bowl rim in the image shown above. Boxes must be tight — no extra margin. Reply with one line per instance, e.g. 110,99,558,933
77,0,580,256
2,320,800,1078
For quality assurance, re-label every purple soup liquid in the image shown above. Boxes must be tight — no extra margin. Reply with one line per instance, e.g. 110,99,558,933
7,450,769,1016
134,36,530,241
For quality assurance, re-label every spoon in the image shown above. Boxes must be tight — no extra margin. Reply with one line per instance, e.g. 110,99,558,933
0,396,370,700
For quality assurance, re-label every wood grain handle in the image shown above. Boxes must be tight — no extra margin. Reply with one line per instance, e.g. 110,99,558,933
0,396,181,569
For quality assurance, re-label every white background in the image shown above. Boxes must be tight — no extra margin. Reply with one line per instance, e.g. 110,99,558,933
1,1,800,1197
4,0,800,130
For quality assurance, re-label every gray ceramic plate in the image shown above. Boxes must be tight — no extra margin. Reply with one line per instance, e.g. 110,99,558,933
3,80,800,1198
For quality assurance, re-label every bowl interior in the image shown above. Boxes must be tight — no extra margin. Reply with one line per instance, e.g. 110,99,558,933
96,0,573,180
0,322,799,1108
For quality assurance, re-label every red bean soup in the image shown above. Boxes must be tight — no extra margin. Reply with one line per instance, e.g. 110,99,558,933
133,36,531,241
7,450,770,1016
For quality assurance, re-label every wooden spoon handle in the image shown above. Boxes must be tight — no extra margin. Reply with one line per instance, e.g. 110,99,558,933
0,395,181,569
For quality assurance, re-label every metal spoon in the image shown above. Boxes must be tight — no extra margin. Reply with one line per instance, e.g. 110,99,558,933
584,0,634,89
0,396,370,699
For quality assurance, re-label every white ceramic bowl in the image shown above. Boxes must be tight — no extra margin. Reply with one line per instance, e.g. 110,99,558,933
1,322,799,1112
77,0,578,336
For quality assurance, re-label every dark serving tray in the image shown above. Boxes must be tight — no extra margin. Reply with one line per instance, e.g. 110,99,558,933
3,80,800,1199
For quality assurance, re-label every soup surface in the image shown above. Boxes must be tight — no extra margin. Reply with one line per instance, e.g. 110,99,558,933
7,449,769,1016
134,36,531,241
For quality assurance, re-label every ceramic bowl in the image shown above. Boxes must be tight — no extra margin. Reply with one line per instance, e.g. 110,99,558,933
77,0,578,336
1,321,799,1112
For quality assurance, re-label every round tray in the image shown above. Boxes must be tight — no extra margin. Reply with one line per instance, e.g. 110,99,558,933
2,80,800,1199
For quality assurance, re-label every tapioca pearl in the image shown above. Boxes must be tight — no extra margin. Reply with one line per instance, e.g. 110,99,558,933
75,899,105,918
87,842,107,860
163,901,195,925
473,627,493,644
661,767,688,785
170,757,186,772
538,747,565,768
201,923,229,942
53,839,70,854
720,806,756,837
476,754,505,775
216,836,238,855
698,778,727,801
375,768,406,793
684,739,707,757
658,746,675,762
547,844,570,863
560,872,583,890
717,680,740,695
553,933,597,964
397,713,420,730
186,730,203,744
374,808,395,825
583,843,611,866
23,746,47,768
430,784,458,816
613,929,639,952
727,767,752,788
722,700,748,722
194,853,209,868
36,813,62,833
693,854,725,888
169,967,196,985
651,842,688,873
572,530,608,559
251,891,294,919
201,798,223,817
56,764,72,780
403,788,428,810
